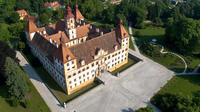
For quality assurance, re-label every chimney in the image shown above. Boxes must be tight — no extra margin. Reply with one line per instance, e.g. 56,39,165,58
50,38,52,43
90,25,92,30
100,32,103,36
96,28,99,33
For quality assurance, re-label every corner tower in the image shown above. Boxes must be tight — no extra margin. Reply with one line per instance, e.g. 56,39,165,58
65,6,77,40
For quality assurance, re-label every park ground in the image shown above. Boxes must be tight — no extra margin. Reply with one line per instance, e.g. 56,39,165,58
131,26,200,73
0,69,50,112
154,75,200,97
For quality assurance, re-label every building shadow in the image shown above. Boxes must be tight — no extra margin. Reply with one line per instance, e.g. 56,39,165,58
121,108,134,112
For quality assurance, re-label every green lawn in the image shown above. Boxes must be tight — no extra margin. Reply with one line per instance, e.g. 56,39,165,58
0,70,50,112
24,53,100,104
112,56,138,75
154,75,200,98
133,26,165,44
129,37,135,50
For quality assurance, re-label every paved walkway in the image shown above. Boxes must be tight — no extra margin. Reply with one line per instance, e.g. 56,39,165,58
129,23,140,55
16,51,66,112
65,49,174,112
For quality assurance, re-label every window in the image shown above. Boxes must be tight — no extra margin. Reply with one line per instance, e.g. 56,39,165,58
73,73,76,76
92,74,94,77
80,81,82,84
72,61,74,64
87,72,89,75
75,83,77,86
112,55,114,57
68,75,71,78
79,76,81,79
69,81,72,84
82,68,85,71
72,66,75,69
96,61,98,65
108,56,110,59
92,63,94,67
70,86,72,89
67,63,69,66
84,79,85,82
87,77,89,80
83,74,85,77
74,79,76,82
78,70,81,73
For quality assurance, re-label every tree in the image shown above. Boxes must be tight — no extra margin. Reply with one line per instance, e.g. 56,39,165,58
4,57,29,100
165,17,200,54
40,13,50,26
8,12,20,24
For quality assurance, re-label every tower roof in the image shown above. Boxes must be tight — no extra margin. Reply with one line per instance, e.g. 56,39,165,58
25,21,38,33
115,18,129,39
75,4,84,20
65,6,75,19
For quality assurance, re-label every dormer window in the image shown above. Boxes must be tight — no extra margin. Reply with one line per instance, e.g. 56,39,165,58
67,55,71,60
114,45,118,50
81,60,85,66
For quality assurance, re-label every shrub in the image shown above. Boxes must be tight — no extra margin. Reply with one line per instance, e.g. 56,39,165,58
135,31,141,37
10,97,19,107
136,105,154,112
23,99,31,108
16,41,25,51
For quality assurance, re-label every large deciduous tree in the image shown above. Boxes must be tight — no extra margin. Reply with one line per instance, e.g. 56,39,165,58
4,57,29,100
166,17,200,54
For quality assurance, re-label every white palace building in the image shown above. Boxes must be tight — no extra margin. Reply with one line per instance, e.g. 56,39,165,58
25,5,130,95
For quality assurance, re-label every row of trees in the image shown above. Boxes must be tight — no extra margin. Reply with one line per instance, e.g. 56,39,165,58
0,41,29,107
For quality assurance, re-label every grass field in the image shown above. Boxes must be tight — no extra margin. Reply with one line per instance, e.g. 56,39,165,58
0,70,50,112
129,37,135,50
154,75,200,98
133,26,165,44
24,53,100,104
112,56,138,75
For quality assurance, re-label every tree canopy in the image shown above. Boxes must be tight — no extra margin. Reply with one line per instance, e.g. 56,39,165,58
4,57,29,100
165,17,200,54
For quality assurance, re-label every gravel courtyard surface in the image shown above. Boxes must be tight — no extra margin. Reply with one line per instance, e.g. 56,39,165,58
66,50,174,112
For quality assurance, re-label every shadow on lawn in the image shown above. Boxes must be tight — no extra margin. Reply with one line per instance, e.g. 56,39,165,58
178,75,200,86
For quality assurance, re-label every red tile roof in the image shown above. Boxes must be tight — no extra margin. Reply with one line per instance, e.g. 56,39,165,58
25,21,38,33
115,19,129,39
65,6,75,19
75,4,84,20
69,31,120,68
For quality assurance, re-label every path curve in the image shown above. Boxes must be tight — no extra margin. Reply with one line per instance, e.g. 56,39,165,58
160,46,187,73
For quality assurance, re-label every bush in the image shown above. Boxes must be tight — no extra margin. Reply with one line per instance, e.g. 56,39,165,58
136,105,154,112
10,97,19,107
151,93,200,112
16,41,25,51
23,99,31,108
135,31,141,37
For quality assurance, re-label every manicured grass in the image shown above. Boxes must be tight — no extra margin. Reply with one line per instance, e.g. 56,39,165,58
154,75,200,98
133,26,165,44
0,70,50,112
112,56,138,75
24,53,100,104
141,45,185,73
129,37,135,50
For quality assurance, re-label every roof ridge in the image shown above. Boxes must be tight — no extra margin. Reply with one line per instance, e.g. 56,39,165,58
68,31,116,49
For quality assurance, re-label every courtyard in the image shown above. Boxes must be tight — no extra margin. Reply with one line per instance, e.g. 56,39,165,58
65,51,174,112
